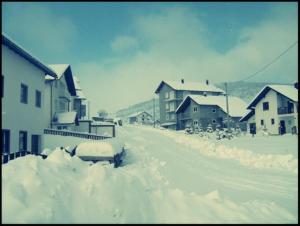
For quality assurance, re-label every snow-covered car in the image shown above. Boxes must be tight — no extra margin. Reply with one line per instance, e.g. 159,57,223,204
73,139,126,167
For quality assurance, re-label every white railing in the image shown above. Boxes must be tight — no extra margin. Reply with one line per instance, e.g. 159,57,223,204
44,128,112,140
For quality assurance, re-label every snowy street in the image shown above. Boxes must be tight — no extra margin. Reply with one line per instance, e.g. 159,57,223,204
2,125,298,223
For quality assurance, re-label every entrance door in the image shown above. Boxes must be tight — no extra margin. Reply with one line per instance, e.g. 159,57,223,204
280,120,286,134
31,135,40,155
249,123,256,134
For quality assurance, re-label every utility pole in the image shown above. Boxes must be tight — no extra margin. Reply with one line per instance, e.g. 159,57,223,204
153,97,155,128
225,82,230,132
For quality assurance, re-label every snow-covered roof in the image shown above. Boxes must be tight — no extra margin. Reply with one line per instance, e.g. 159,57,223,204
2,33,57,78
73,76,87,99
128,111,152,118
155,80,224,94
52,111,78,124
239,109,255,122
176,95,247,117
48,64,70,79
247,84,298,109
76,139,124,157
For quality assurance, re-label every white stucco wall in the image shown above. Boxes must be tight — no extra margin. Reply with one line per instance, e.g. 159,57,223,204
2,44,47,154
254,90,279,134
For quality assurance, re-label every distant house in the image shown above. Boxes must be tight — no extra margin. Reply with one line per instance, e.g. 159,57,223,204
154,79,224,130
73,76,88,120
240,84,298,135
128,111,153,124
44,64,77,130
175,95,247,130
2,33,57,162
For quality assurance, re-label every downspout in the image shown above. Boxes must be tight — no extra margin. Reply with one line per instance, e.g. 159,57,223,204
50,82,53,129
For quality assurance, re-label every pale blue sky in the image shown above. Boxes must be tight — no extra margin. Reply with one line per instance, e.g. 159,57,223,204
2,2,298,114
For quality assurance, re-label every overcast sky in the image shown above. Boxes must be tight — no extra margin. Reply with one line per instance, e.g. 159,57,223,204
2,2,298,115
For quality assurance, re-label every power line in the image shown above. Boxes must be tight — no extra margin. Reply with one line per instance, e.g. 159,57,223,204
235,40,298,83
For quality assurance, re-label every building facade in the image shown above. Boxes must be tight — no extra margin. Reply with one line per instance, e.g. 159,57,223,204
2,34,57,161
175,95,247,131
154,80,224,130
240,84,298,135
128,111,153,124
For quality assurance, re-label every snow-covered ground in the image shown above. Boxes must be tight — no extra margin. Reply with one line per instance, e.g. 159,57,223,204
2,125,298,223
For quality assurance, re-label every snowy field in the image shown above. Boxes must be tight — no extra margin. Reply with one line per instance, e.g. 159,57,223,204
2,124,298,223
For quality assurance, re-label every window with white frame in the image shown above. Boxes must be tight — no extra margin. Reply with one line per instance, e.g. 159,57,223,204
165,92,169,99
169,102,175,111
193,106,198,112
170,113,175,120
166,102,170,110
169,91,175,99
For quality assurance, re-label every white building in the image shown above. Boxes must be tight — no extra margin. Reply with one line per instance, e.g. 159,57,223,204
2,34,57,162
44,64,78,131
240,84,298,135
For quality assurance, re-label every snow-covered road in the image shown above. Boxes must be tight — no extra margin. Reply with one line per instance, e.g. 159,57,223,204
118,125,298,220
2,125,298,223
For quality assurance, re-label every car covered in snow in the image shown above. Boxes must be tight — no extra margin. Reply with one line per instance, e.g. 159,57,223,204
73,139,126,167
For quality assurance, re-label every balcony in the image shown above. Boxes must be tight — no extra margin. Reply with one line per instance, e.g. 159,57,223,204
277,107,294,115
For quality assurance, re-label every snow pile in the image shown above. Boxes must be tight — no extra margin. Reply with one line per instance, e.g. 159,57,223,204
138,126,298,174
76,139,124,157
2,149,296,223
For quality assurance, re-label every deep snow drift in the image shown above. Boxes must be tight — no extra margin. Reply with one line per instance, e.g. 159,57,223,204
2,125,298,223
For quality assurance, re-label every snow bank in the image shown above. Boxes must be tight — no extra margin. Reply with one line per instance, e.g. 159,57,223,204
76,138,124,157
2,149,296,223
138,126,298,174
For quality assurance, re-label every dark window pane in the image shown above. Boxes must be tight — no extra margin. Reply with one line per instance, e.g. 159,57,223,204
263,102,269,111
35,90,41,107
20,84,28,104
2,130,10,154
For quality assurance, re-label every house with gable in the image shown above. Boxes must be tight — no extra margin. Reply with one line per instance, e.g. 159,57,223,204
2,33,57,162
154,79,224,130
240,83,298,135
44,64,79,131
175,95,247,131
128,111,153,124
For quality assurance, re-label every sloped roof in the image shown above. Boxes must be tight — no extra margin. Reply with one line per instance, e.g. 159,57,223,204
176,95,247,117
2,33,57,78
128,111,152,118
247,84,298,109
155,80,224,94
52,111,78,125
73,76,86,99
47,64,76,96
239,109,255,122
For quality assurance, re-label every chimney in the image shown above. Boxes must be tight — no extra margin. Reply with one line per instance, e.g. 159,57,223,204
181,79,184,84
294,82,298,89
206,80,209,85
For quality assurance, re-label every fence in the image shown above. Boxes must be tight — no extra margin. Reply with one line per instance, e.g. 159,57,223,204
44,128,112,140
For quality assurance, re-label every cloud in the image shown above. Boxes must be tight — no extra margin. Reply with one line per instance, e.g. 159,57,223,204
3,3,77,54
76,4,298,115
111,36,138,52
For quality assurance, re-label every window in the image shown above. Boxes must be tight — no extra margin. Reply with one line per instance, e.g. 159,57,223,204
212,109,216,113
20,84,28,104
166,102,170,110
35,90,41,108
170,113,175,120
193,107,198,112
263,102,269,111
2,130,10,154
165,92,169,99
169,102,175,111
1,75,3,98
169,91,175,99
212,119,216,124
261,120,264,126
193,120,198,125
57,126,62,130
19,131,27,151
271,118,275,125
